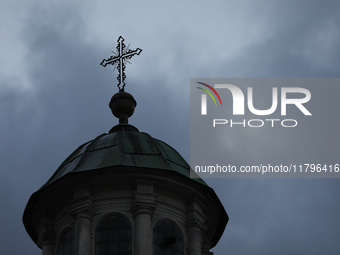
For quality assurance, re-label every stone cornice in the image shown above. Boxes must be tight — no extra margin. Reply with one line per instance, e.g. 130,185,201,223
37,211,56,248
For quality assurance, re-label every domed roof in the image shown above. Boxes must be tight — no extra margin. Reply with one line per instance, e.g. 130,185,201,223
41,123,207,189
23,90,228,248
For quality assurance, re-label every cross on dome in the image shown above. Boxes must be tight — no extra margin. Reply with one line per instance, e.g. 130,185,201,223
100,36,142,91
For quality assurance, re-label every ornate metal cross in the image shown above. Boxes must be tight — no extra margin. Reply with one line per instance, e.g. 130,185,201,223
100,36,142,91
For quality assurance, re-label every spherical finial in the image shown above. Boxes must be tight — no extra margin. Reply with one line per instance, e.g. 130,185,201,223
109,91,137,124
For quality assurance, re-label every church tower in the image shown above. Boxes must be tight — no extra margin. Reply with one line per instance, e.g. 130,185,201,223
23,37,228,255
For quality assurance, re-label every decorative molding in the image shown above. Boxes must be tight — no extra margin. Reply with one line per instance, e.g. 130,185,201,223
132,180,158,217
37,211,56,248
69,184,94,220
186,197,207,231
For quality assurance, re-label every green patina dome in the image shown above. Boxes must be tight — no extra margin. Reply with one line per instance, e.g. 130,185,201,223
41,123,206,189
24,91,228,247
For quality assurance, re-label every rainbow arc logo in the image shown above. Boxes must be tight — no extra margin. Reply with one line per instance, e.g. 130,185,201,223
196,82,222,115
196,82,222,106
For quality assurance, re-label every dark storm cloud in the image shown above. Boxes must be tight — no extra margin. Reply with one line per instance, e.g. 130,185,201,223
209,178,340,254
1,1,340,254
221,1,340,78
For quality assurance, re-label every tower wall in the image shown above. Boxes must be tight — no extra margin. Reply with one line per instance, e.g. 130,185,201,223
29,167,225,255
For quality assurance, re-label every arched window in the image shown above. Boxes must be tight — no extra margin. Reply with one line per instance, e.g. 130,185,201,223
57,229,75,255
153,220,184,255
95,214,132,255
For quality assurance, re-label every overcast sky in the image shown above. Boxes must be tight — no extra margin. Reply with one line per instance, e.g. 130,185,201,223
1,1,340,254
